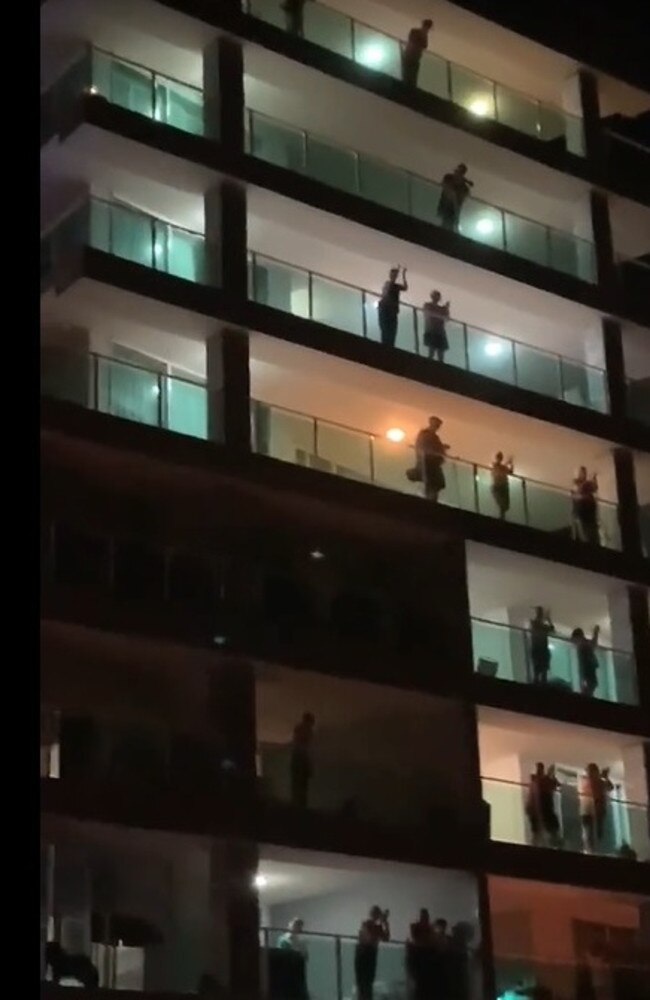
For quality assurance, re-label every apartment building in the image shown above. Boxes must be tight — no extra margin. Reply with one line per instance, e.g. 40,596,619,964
40,1,650,998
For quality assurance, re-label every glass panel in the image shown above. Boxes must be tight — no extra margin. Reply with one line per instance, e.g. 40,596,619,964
316,422,371,481
475,467,527,525
495,85,540,138
306,135,358,193
252,257,310,317
158,224,205,282
104,56,152,117
609,650,638,705
598,502,621,551
515,344,562,400
250,113,305,171
466,328,515,384
549,231,595,282
97,358,160,426
372,438,421,497
538,104,569,145
247,0,284,29
428,317,467,370
155,79,203,135
358,156,409,213
303,3,353,58
561,358,595,410
410,175,443,226
353,24,401,79
418,51,449,100
262,405,315,464
439,458,477,512
459,199,504,249
449,64,495,119
109,204,154,267
504,213,549,267
89,199,110,252
471,619,528,684
264,928,338,1000
311,276,364,336
363,293,415,352
525,481,572,535
165,377,207,439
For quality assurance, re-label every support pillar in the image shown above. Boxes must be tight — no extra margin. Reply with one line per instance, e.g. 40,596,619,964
627,586,650,712
602,317,627,420
206,327,251,451
612,447,642,556
204,182,248,300
207,661,257,780
203,36,244,148
590,189,616,293
209,840,260,1000
562,69,602,161
477,873,497,1000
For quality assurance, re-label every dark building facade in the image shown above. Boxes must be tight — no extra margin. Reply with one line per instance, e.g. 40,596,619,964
40,1,650,999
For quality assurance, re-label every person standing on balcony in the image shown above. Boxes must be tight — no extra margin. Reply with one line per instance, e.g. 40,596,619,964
540,764,562,847
490,452,514,519
438,164,473,232
279,918,309,963
415,416,449,502
571,624,600,697
378,266,408,348
290,711,315,808
525,762,546,846
422,290,450,362
529,606,555,684
571,467,600,545
579,763,614,853
355,906,390,1000
282,0,309,37
401,19,434,88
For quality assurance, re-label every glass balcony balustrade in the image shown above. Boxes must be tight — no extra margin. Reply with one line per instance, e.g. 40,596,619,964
39,348,621,547
247,110,596,282
43,197,212,286
471,618,638,704
249,251,608,412
251,400,621,547
482,776,649,861
245,0,585,155
90,47,206,136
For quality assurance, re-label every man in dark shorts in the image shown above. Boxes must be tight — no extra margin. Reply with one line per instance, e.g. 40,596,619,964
290,711,315,808
377,266,408,348
401,19,433,88
438,163,473,232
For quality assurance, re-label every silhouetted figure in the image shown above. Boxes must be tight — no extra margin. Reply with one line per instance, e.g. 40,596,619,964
579,762,613,853
279,918,309,963
430,919,453,999
617,840,637,860
290,711,315,808
525,762,547,846
490,452,514,519
438,164,473,232
415,416,449,502
529,606,555,684
423,290,450,362
355,906,390,1000
571,625,600,696
378,266,408,348
407,909,434,1000
282,0,309,36
45,943,99,989
539,764,562,847
401,19,433,87
198,973,226,1000
571,466,600,545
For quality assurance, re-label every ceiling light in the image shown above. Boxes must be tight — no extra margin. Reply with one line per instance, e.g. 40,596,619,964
254,874,268,889
386,427,406,443
476,217,495,236
359,44,384,68
87,85,99,96
309,549,325,560
468,98,490,117
484,341,503,357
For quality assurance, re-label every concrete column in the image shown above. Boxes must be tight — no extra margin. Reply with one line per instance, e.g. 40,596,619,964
204,182,247,298
41,324,93,407
477,873,497,1000
206,327,251,451
607,588,639,706
612,447,642,556
207,661,257,779
590,189,616,292
627,587,650,712
210,840,260,1000
602,317,627,420
203,36,244,146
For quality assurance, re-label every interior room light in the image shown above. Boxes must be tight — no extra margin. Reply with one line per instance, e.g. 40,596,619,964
153,241,163,257
475,217,495,236
468,97,490,117
359,44,384,68
87,85,99,95
254,874,268,890
152,384,161,396
386,427,406,443
309,549,325,560
484,341,503,358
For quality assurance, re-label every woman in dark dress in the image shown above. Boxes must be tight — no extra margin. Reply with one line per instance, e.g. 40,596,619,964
423,290,450,362
355,906,390,1000
528,606,555,684
571,467,600,545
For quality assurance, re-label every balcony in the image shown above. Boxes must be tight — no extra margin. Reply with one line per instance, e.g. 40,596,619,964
249,250,609,413
257,846,483,1000
479,707,650,862
471,618,637,706
247,109,596,282
245,0,585,156
490,876,650,1000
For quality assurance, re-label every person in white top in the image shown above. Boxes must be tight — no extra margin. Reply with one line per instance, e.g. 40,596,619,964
578,763,613,853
